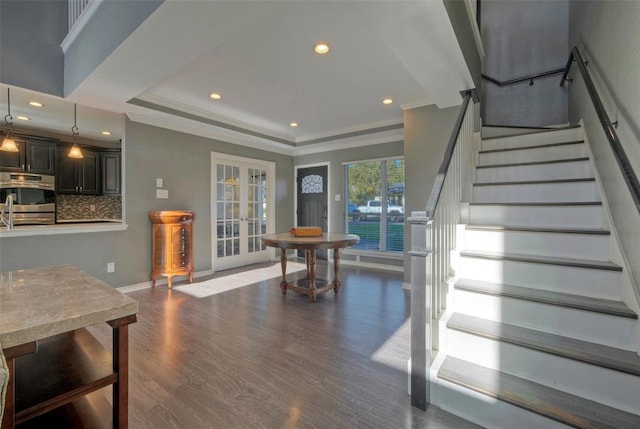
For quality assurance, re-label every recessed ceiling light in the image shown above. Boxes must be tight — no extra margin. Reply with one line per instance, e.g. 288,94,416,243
16,115,30,121
101,131,112,136
382,98,393,105
28,101,44,107
209,92,222,100
290,122,299,128
313,42,330,55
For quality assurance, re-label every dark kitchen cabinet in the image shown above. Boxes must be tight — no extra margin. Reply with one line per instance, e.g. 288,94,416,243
0,137,55,174
101,151,121,195
56,146,100,194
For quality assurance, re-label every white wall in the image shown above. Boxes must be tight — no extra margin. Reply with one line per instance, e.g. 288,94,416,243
568,0,640,301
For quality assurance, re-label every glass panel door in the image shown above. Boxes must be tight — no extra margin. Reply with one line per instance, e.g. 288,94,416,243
212,156,273,271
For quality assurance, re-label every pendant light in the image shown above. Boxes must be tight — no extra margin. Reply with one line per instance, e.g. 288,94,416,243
68,103,84,159
0,88,19,152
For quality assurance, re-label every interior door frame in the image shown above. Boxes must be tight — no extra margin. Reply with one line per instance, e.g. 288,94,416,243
294,162,332,259
210,152,276,273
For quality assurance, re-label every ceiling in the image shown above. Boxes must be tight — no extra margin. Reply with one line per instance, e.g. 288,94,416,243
2,1,474,153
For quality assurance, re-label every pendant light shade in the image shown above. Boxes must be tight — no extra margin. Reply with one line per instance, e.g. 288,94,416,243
68,103,84,159
1,88,19,152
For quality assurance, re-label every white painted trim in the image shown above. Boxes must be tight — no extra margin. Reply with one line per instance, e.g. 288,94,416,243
400,98,433,111
296,119,403,144
117,269,214,293
464,0,485,59
127,112,296,156
210,152,276,272
136,92,293,143
61,0,104,53
0,222,127,237
293,128,403,156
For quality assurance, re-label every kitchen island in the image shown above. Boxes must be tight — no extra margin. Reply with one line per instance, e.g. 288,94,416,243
0,265,138,428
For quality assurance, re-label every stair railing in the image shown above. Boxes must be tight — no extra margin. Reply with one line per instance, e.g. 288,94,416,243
409,89,478,410
560,46,640,214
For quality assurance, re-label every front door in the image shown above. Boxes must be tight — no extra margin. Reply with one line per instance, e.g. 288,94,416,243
212,154,274,271
297,165,328,260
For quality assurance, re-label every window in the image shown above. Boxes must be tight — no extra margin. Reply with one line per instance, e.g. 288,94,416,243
344,157,404,252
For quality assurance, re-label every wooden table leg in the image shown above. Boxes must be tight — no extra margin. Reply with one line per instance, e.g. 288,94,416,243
308,249,317,302
333,248,341,293
112,324,129,429
1,358,15,429
305,249,310,280
279,248,288,294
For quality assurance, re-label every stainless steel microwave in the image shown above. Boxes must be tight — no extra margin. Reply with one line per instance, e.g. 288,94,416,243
0,172,56,225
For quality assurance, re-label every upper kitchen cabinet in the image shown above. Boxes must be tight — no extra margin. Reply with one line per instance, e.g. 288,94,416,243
101,151,121,195
0,136,56,175
56,145,100,194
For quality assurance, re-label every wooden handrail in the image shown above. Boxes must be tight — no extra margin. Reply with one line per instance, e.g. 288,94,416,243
425,89,478,218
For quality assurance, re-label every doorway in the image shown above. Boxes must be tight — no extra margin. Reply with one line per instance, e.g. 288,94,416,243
296,164,329,260
211,153,275,271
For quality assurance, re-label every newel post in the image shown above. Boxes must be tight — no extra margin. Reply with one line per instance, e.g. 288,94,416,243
408,211,432,410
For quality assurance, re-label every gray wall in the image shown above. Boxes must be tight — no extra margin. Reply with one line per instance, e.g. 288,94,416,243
444,0,482,90
403,104,460,281
0,119,294,287
481,0,569,126
568,0,640,300
0,0,67,96
64,0,163,96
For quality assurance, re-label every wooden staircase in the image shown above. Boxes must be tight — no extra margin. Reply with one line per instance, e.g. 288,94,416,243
435,126,640,428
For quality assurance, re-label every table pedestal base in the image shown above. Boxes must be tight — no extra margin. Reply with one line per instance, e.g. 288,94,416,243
279,248,341,302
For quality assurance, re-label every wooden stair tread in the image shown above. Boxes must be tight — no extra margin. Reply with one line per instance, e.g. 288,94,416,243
439,356,640,429
481,125,581,141
459,250,622,271
479,140,585,154
454,278,636,318
473,177,595,186
476,156,590,169
447,313,640,376
469,201,602,206
465,224,610,235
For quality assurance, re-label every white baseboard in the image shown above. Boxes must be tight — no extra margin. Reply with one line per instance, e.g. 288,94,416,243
117,269,214,293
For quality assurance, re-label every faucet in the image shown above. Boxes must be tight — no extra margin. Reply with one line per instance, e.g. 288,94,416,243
1,194,14,229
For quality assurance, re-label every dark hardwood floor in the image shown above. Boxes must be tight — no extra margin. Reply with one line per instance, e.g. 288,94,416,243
90,261,481,429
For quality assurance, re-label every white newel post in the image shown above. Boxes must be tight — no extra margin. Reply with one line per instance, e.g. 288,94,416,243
408,211,432,410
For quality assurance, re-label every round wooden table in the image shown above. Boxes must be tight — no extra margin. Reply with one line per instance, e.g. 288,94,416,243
261,232,359,302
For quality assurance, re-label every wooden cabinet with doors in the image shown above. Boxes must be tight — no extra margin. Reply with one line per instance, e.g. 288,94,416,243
100,151,121,195
56,145,100,194
0,136,56,175
149,211,195,288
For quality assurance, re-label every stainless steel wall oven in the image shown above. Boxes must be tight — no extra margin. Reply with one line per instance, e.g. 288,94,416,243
0,172,56,225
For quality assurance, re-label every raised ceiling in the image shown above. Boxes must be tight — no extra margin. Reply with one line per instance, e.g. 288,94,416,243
4,1,474,152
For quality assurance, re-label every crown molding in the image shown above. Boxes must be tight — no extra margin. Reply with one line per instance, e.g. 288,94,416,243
293,128,403,157
400,97,433,111
126,112,296,156
135,92,294,143
295,118,403,144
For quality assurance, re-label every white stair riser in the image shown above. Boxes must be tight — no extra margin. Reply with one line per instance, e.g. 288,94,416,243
457,257,621,300
469,205,604,229
479,143,587,166
482,128,583,152
472,182,600,203
453,290,635,349
434,376,571,429
476,160,593,183
447,330,640,415
463,229,610,260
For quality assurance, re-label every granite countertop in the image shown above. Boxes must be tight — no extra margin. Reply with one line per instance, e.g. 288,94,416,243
0,265,138,349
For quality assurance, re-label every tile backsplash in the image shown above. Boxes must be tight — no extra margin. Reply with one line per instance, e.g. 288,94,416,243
57,194,122,221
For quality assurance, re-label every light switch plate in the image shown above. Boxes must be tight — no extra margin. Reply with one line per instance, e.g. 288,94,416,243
156,189,169,199
335,194,341,201
156,178,163,188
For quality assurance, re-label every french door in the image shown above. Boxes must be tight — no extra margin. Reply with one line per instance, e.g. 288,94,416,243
211,153,275,271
